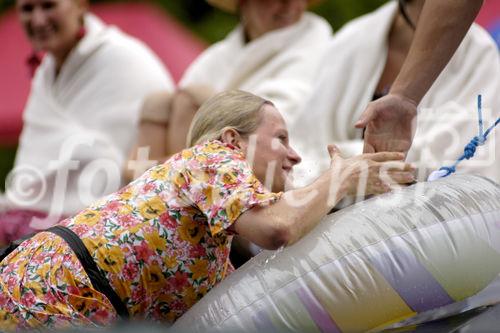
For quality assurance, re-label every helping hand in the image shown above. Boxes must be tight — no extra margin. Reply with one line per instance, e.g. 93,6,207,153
355,93,418,155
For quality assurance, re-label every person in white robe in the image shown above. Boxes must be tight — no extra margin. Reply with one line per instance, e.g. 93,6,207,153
0,0,173,245
180,0,331,127
291,0,500,186
130,0,332,169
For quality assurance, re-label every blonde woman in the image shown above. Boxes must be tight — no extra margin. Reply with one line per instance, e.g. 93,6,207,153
0,91,414,330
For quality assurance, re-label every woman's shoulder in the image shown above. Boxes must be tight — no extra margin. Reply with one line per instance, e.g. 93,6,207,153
80,14,173,87
172,140,245,169
461,23,499,53
83,14,166,71
440,23,499,75
300,12,333,38
180,27,241,86
101,30,162,66
180,140,244,164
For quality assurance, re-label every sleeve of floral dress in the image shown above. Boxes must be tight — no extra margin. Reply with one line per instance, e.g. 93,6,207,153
178,142,282,236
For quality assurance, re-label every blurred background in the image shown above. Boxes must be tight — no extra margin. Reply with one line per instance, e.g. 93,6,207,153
0,0,499,190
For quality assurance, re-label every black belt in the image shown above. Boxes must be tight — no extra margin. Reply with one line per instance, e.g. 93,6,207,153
0,225,129,319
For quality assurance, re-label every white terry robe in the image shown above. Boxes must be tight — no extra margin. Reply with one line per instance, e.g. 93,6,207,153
7,14,174,217
291,1,500,185
179,12,332,127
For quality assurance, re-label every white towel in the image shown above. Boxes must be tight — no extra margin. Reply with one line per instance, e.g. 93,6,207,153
180,12,333,127
7,13,174,216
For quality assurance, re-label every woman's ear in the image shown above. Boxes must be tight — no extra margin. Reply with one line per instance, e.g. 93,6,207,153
220,128,245,149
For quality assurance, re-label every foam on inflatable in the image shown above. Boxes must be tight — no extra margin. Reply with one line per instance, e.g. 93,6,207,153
172,175,500,332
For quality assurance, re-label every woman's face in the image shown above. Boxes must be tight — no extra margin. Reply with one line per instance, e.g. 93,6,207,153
240,0,307,41
16,0,86,55
241,104,302,192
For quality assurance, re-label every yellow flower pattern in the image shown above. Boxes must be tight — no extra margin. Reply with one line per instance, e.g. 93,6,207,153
189,259,209,280
0,140,281,330
144,231,167,252
149,165,169,181
163,256,178,270
178,216,205,245
96,245,125,272
73,209,100,226
138,196,166,220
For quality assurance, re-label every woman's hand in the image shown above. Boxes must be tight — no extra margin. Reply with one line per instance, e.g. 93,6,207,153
327,144,415,197
234,145,415,250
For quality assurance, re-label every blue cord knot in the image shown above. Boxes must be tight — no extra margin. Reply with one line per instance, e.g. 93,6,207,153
428,94,499,181
463,136,481,159
439,166,455,176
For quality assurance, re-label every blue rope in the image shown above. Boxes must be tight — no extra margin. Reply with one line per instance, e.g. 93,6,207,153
477,94,484,138
436,95,500,178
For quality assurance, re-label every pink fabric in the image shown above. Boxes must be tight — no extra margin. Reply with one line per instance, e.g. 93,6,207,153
0,210,50,246
476,1,500,29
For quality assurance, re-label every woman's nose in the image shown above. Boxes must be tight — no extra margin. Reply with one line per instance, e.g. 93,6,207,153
288,147,302,165
31,7,48,27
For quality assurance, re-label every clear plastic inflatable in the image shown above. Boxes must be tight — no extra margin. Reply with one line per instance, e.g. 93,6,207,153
172,175,500,332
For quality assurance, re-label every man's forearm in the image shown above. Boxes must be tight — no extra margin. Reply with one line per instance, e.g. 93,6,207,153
391,0,483,104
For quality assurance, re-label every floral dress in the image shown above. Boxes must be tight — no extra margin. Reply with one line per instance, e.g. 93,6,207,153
0,140,281,330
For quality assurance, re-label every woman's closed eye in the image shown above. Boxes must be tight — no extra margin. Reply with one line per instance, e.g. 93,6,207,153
277,133,288,143
20,4,34,13
41,2,56,10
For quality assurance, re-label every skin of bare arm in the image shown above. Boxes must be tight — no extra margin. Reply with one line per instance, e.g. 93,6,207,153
233,146,414,250
355,0,484,154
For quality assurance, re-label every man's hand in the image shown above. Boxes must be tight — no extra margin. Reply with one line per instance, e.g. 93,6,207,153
353,0,482,155
355,94,418,154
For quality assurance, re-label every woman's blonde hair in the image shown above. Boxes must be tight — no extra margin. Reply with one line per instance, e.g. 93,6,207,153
186,90,272,147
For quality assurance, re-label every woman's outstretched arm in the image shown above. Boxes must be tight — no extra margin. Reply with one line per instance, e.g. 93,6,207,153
233,146,414,249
